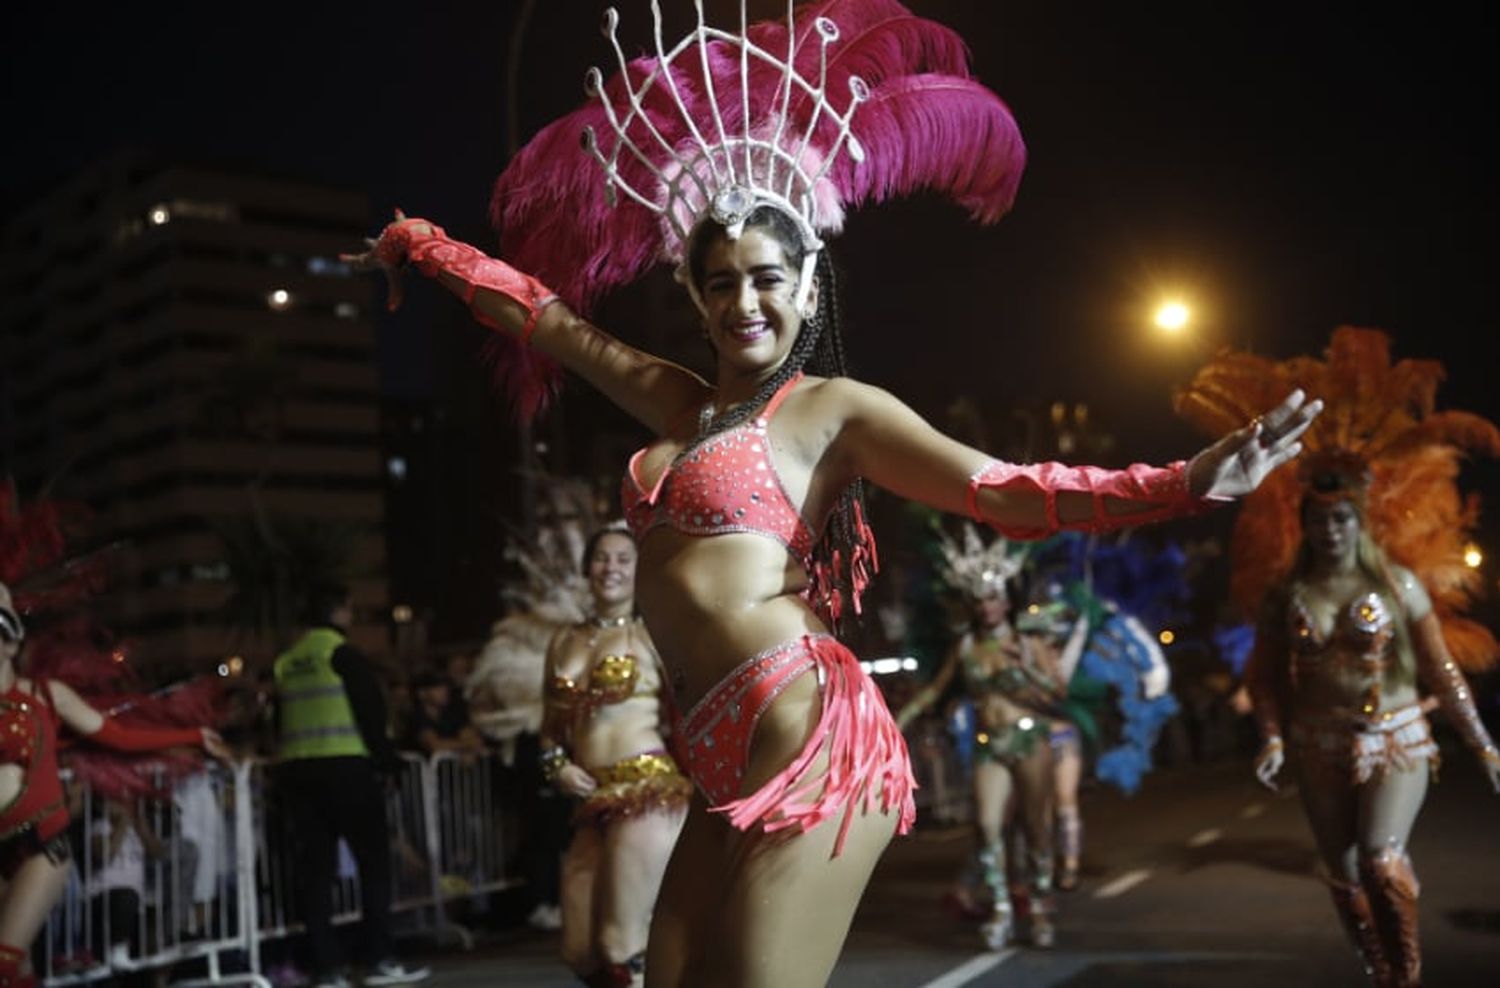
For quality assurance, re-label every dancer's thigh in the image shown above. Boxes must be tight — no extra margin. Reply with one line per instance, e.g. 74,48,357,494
1052,742,1083,809
0,850,70,954
560,825,603,971
646,797,722,988
973,760,1014,846
1358,763,1427,854
1294,761,1359,880
598,808,687,961
1012,744,1056,851
709,804,898,988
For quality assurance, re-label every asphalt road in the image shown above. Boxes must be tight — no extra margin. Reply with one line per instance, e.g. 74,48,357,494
407,744,1500,987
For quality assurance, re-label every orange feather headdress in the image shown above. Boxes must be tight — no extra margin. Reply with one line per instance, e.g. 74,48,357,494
1174,326,1500,672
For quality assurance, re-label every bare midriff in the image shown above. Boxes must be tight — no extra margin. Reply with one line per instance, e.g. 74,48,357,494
635,528,824,714
571,693,672,771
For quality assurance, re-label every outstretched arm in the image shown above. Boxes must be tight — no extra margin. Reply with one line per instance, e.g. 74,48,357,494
897,640,963,729
346,213,709,436
828,379,1319,539
48,680,227,758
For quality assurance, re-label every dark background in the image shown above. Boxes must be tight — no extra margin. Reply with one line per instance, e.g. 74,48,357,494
7,1,1498,633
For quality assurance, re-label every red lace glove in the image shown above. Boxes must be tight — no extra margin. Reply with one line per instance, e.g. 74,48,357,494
966,459,1217,539
88,717,203,752
374,217,558,342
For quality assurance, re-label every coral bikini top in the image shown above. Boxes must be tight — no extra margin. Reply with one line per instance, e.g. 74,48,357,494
621,373,818,569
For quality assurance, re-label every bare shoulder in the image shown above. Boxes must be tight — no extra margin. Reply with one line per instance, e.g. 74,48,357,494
1387,564,1433,619
794,375,903,420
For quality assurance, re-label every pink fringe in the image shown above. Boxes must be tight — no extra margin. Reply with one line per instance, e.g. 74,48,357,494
715,637,914,857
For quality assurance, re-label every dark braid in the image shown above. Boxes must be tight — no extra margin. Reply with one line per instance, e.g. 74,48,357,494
687,211,869,630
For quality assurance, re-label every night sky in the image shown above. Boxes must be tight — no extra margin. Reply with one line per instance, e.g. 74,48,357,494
7,1,1498,533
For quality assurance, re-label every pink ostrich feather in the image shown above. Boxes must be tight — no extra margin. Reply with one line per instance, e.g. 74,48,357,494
486,0,1026,420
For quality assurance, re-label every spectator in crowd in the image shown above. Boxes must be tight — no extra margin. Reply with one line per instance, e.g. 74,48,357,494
406,669,485,758
172,769,225,937
85,798,162,965
273,583,429,988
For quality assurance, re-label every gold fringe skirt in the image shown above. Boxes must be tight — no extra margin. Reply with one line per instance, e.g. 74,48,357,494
575,750,692,827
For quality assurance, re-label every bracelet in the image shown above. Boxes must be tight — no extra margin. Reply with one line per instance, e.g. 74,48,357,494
539,744,569,783
1480,745,1500,767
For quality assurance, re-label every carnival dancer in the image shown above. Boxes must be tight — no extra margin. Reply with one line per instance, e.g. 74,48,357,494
1177,327,1500,986
896,526,1087,948
345,3,1318,982
541,526,688,987
1,586,226,988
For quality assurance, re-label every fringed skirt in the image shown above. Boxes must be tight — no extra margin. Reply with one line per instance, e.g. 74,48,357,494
574,750,692,827
1290,702,1440,785
675,634,915,856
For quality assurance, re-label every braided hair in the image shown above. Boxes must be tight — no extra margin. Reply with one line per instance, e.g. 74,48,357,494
686,206,869,630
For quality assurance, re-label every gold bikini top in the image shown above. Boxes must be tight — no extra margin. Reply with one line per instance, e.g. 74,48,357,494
549,616,651,716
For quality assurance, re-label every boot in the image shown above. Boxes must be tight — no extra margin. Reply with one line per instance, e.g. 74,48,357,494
1327,875,1391,984
1026,850,1057,948
1361,847,1421,987
977,843,1014,949
0,945,35,988
582,951,644,988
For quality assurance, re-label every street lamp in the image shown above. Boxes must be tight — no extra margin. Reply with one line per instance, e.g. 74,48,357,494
1463,543,1483,569
1154,301,1191,334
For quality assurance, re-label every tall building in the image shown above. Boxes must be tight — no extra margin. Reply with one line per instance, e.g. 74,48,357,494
0,151,389,677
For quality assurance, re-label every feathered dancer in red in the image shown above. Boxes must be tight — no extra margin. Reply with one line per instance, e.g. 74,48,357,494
1,482,226,799
1176,327,1500,986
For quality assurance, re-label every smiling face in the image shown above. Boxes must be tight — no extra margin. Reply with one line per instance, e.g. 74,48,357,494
587,531,638,612
1302,497,1362,564
695,226,814,378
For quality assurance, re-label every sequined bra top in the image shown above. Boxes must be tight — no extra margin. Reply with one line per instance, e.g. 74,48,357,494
1288,589,1396,662
550,651,648,717
621,373,818,569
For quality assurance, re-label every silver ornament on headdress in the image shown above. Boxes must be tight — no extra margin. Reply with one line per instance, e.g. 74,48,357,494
580,1,869,313
936,522,1026,600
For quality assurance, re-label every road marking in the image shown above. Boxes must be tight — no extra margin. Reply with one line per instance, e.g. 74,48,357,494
917,949,1016,988
1093,868,1152,899
1240,802,1266,819
1187,827,1222,848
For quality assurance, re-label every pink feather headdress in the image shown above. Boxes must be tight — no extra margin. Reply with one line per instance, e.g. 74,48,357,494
488,0,1028,420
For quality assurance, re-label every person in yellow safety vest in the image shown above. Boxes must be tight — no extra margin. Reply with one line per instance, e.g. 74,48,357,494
273,584,429,988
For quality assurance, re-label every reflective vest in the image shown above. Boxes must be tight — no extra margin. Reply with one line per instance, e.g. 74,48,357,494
274,627,369,760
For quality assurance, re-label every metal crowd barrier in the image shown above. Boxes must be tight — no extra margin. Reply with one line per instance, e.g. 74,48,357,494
37,750,522,986
38,761,267,988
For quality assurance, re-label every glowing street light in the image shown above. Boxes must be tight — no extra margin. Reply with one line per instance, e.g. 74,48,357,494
1464,543,1483,569
1158,629,1176,646
1154,301,1191,333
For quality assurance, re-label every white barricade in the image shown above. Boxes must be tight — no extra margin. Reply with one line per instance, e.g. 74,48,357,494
38,750,522,987
37,762,270,987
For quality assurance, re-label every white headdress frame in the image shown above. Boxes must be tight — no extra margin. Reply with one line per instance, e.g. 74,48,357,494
937,522,1026,601
580,1,869,313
